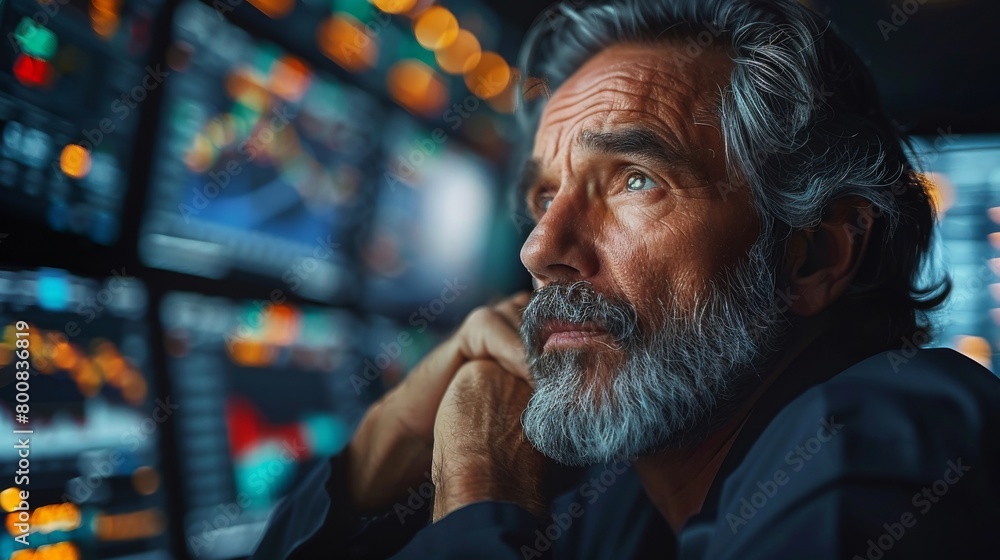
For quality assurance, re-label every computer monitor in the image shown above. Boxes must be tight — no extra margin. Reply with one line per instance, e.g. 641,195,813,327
912,134,1000,370
0,268,170,560
140,0,380,303
159,291,366,559
0,0,166,245
362,113,499,322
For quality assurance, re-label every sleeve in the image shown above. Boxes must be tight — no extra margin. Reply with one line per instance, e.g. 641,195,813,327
680,349,1000,559
388,461,674,560
389,502,551,560
249,451,433,560
251,452,672,559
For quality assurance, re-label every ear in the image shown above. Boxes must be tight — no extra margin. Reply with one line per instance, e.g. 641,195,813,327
784,196,875,317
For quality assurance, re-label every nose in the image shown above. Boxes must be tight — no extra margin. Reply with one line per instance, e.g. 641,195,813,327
519,187,599,286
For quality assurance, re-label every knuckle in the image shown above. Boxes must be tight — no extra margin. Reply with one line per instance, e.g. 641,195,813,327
464,306,492,326
454,360,501,387
463,306,501,331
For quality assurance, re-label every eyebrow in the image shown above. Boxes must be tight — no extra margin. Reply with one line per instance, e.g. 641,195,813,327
515,127,708,216
577,128,706,181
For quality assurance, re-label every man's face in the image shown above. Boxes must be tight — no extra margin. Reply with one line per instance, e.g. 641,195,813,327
518,43,787,465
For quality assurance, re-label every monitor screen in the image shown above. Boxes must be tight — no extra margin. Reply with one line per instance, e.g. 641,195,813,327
141,0,381,303
362,113,498,321
911,134,1000,370
0,268,170,560
159,291,366,559
0,0,166,245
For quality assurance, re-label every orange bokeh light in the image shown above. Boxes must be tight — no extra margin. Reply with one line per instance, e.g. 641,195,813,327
387,60,449,116
486,67,521,114
464,52,511,99
435,29,481,74
1,487,23,512
954,335,992,369
132,466,160,496
269,56,311,102
413,6,459,50
60,144,91,179
923,171,955,217
372,0,419,14
247,0,294,19
317,14,378,73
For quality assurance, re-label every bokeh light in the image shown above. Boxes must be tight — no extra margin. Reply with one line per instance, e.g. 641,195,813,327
317,14,378,72
247,0,294,19
387,60,449,116
435,29,482,74
132,466,161,496
12,54,53,87
464,51,511,99
372,0,419,14
954,335,992,369
90,0,120,39
923,171,955,217
0,487,23,512
486,66,520,114
269,56,312,102
413,6,459,50
60,144,92,179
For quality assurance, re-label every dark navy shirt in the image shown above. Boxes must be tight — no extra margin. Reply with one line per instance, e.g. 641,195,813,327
252,347,1000,559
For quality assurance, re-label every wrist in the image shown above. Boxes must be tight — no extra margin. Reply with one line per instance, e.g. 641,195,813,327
431,448,547,521
347,398,432,513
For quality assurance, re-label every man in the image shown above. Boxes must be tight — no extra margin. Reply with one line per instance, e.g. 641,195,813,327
253,0,1000,557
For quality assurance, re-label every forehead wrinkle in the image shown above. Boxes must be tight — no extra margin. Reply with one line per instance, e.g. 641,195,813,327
554,56,718,107
537,100,704,179
535,104,617,164
539,73,721,140
533,44,733,184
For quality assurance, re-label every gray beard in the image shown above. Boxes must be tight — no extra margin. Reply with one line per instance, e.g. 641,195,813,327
520,237,788,466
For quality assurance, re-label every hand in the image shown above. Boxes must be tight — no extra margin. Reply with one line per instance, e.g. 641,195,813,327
346,292,532,513
431,359,549,521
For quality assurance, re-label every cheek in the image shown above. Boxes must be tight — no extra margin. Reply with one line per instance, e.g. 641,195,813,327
599,198,754,307
596,207,703,310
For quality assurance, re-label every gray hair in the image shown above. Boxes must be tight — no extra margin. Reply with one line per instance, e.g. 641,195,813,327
515,0,948,342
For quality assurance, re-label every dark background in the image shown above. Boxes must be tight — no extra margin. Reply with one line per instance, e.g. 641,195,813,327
0,1,997,559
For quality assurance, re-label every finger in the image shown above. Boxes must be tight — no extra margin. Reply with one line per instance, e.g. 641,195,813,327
458,307,531,382
492,291,531,331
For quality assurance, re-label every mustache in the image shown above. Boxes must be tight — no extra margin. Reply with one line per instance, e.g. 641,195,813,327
520,281,640,355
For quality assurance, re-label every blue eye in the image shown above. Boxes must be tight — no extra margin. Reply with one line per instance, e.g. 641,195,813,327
529,191,553,217
626,172,657,191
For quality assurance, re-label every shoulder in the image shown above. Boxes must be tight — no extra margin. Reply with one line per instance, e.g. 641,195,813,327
687,348,1000,558
739,347,1000,487
790,347,1000,462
